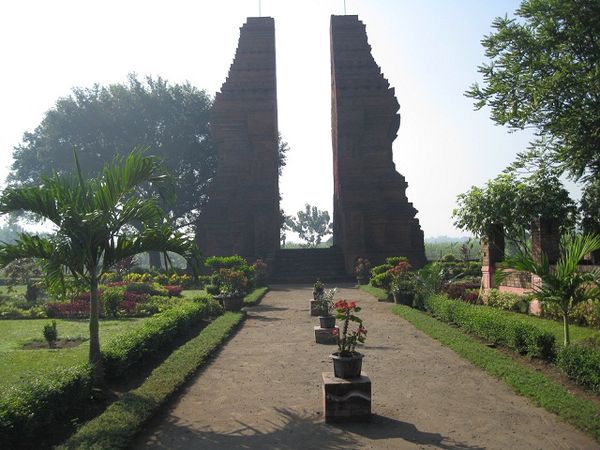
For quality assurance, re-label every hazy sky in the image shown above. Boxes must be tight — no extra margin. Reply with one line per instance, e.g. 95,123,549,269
0,0,542,237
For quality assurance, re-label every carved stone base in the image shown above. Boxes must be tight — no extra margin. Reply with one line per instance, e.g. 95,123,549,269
310,299,325,316
322,372,371,423
314,326,339,345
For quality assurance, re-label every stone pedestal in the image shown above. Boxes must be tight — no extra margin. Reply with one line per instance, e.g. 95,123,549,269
310,299,325,316
314,326,339,345
322,372,371,423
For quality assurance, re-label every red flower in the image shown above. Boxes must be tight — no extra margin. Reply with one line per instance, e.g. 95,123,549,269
348,301,357,309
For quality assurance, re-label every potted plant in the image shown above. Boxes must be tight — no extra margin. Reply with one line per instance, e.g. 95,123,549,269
218,268,248,311
313,279,325,301
389,261,415,306
316,288,337,328
331,300,367,378
354,258,372,285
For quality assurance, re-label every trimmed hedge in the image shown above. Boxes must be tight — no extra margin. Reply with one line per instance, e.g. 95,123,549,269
0,365,92,449
557,342,600,394
426,295,556,361
102,298,222,378
60,312,245,449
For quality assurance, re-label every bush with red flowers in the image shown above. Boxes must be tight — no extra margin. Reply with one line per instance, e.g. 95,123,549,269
332,300,367,357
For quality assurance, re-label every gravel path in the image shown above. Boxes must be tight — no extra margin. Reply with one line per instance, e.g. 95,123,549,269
135,285,599,449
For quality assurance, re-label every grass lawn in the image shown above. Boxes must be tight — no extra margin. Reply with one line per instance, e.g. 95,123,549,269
0,318,145,388
358,284,388,301
506,310,600,346
181,289,207,299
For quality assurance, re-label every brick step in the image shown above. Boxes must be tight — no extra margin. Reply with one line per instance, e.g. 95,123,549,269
270,247,351,284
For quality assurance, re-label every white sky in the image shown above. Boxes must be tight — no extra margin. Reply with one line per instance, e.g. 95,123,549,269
0,0,551,238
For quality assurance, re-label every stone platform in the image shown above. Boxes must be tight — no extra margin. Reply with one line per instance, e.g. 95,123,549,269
322,372,371,423
314,326,339,345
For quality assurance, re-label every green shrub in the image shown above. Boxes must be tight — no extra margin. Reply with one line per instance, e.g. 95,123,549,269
557,340,600,394
59,312,244,450
370,271,393,291
204,255,248,270
0,305,47,319
370,264,392,276
543,299,600,328
43,320,58,347
103,286,125,318
101,298,221,378
135,295,181,316
125,282,167,297
385,256,408,266
205,284,220,296
485,289,529,313
0,365,92,449
426,295,556,360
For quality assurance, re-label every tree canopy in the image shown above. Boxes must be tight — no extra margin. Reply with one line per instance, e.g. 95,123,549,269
466,0,600,183
9,74,215,229
452,166,577,251
284,204,333,248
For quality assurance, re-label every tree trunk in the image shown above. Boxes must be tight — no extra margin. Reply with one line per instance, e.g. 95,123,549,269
563,313,571,347
148,251,162,270
89,272,104,386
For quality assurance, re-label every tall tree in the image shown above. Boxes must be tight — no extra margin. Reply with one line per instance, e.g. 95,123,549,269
9,74,215,231
466,0,600,183
285,204,333,248
453,166,577,252
0,151,196,385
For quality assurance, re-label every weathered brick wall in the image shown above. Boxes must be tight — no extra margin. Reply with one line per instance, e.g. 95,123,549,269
330,15,426,272
196,17,280,262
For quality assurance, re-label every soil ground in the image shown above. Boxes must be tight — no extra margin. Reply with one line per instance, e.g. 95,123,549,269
134,284,599,449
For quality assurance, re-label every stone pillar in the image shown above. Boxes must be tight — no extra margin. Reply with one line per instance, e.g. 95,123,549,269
531,218,560,264
330,15,426,272
481,223,504,289
196,17,280,263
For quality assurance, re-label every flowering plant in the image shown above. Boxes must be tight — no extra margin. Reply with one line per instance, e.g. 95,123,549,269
354,258,372,278
316,288,337,315
333,300,367,356
389,261,415,293
313,279,325,300
252,259,268,287
219,268,249,297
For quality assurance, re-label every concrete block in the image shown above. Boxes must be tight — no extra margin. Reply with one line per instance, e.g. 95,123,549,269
322,372,371,423
315,326,339,345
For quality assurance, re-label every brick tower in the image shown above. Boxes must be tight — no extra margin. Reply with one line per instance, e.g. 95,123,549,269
330,15,426,270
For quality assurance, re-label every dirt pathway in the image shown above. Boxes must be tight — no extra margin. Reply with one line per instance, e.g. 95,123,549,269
135,285,599,449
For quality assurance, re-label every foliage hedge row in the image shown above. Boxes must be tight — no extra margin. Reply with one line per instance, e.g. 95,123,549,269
0,297,222,448
425,294,600,394
425,295,556,360
0,365,92,449
102,297,222,378
59,311,245,450
557,341,600,394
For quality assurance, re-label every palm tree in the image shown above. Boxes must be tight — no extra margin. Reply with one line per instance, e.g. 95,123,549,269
505,233,600,346
0,151,197,384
